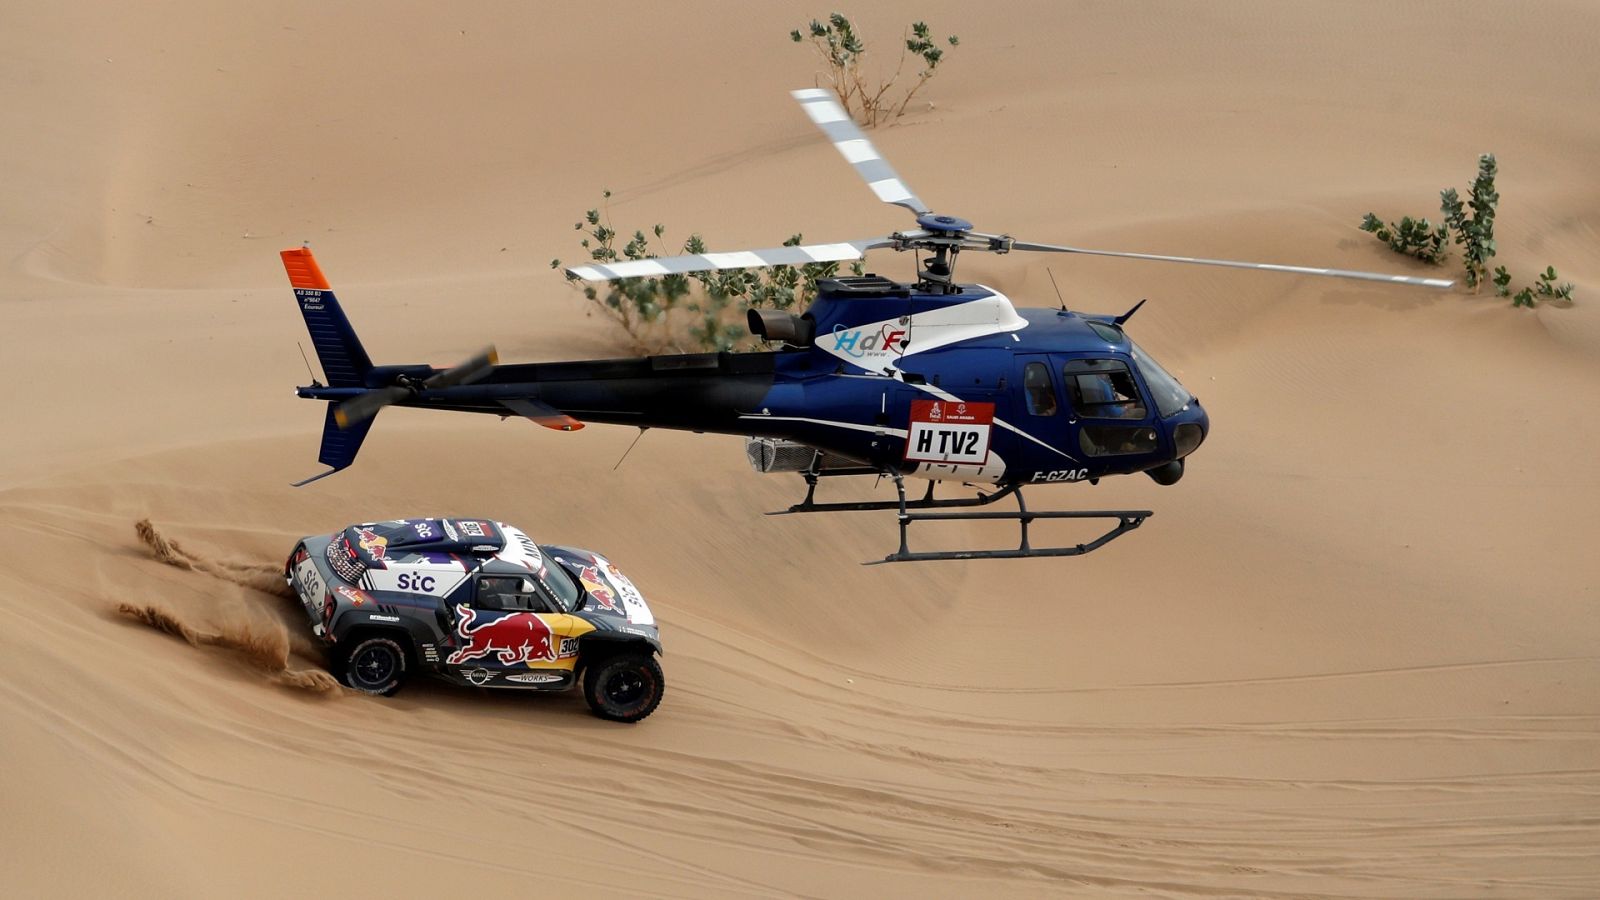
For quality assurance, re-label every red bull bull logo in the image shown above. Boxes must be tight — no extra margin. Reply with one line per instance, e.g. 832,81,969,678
578,565,617,611
446,604,556,665
356,528,388,560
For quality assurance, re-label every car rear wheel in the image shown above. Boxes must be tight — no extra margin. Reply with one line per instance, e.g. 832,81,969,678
582,651,663,723
338,635,409,696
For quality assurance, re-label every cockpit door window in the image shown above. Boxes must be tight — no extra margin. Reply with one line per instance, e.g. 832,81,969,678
1062,359,1147,420
1062,358,1158,457
1022,362,1059,416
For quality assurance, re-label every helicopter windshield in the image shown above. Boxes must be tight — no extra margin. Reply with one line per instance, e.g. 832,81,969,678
1130,342,1192,418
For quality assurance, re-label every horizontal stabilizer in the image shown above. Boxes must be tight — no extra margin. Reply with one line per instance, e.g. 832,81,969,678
500,398,584,431
293,403,377,486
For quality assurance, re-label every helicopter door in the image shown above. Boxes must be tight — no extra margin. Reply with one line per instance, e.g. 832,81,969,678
1011,355,1074,477
1058,358,1160,460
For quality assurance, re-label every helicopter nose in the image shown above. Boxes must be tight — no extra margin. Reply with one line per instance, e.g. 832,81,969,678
1172,401,1208,460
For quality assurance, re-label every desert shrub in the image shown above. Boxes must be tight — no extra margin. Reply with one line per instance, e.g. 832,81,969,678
791,13,958,126
1362,154,1574,306
1438,154,1499,290
553,192,863,353
1359,213,1448,264
1507,265,1575,308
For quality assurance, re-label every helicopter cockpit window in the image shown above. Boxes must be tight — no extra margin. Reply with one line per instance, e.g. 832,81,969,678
1087,322,1125,344
1062,359,1146,420
1130,342,1191,418
1022,362,1058,416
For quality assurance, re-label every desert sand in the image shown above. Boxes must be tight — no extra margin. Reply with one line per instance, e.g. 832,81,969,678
2,1,1598,896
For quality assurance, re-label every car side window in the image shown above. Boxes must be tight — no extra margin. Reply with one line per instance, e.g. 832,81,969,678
474,576,523,611
518,581,557,613
477,576,555,613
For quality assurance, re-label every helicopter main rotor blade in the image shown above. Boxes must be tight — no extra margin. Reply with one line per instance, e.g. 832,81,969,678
1009,240,1455,289
791,88,931,217
565,237,894,282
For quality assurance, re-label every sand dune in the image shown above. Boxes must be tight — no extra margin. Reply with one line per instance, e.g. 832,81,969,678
3,1,1598,896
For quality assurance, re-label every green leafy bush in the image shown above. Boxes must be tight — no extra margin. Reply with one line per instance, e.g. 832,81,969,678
1438,154,1499,290
553,192,863,352
1359,213,1448,263
791,13,958,126
1362,154,1574,306
1508,265,1575,308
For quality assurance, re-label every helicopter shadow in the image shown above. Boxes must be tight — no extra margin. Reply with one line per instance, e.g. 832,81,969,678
1320,239,1457,312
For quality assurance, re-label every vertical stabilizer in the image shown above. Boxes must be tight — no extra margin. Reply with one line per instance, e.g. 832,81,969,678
282,247,372,387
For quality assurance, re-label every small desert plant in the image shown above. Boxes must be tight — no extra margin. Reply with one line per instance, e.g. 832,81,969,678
791,13,958,126
1503,265,1574,308
1361,153,1498,287
551,193,697,351
1362,154,1574,306
553,192,863,352
1438,154,1499,290
1359,212,1448,264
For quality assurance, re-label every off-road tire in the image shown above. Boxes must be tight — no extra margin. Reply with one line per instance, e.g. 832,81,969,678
338,634,409,696
583,651,663,723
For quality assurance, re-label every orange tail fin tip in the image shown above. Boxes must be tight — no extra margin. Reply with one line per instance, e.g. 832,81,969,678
281,247,330,290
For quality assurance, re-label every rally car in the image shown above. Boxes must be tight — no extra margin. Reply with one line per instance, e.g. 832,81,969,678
284,517,664,723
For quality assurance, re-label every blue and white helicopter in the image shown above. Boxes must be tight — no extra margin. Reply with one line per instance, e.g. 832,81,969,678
286,89,1451,562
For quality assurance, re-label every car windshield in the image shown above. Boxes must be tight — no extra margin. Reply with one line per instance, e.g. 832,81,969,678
536,558,583,611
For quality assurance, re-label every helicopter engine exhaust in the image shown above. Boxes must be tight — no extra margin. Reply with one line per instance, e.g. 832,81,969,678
745,438,862,474
748,309,815,347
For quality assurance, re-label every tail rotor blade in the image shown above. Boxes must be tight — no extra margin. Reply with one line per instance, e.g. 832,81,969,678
333,345,500,429
565,238,892,282
791,89,930,217
333,385,410,429
425,345,498,389
1008,241,1456,289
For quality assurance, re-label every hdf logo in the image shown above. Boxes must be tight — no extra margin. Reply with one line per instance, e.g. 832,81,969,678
832,324,907,358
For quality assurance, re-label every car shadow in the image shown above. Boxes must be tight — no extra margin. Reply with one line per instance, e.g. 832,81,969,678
380,672,603,724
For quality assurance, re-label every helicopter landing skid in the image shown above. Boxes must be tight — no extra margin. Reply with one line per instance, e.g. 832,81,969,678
769,473,1151,563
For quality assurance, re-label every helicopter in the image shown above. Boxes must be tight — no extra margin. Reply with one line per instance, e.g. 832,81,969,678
284,88,1452,563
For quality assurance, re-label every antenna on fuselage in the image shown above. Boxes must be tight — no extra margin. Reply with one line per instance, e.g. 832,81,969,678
613,427,649,471
296,341,322,387
1046,267,1068,312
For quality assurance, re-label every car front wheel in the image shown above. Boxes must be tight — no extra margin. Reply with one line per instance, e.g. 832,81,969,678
338,635,409,696
583,651,663,723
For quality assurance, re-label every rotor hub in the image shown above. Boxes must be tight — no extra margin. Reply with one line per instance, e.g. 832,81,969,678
916,214,972,234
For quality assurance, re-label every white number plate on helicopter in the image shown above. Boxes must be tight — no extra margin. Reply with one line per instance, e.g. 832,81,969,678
904,400,994,464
